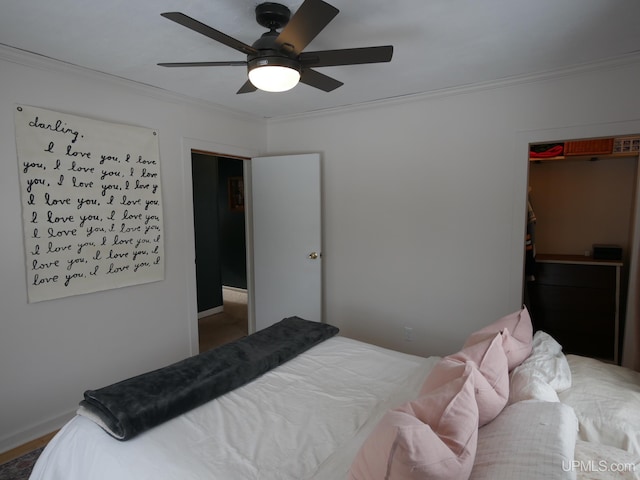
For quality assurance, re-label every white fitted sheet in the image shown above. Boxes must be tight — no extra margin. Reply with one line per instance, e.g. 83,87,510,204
31,336,439,480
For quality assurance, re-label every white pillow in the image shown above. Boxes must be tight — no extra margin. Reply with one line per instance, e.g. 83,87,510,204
559,355,640,457
508,330,572,404
470,400,578,480
509,370,561,403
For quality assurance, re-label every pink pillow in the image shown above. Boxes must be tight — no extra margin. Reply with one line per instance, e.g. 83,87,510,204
420,333,509,426
349,366,479,480
463,306,533,371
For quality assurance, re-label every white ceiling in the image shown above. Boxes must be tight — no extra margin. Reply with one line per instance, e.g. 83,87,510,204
2,0,640,118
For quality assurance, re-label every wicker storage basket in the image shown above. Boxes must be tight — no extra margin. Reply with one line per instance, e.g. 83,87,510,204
564,139,613,156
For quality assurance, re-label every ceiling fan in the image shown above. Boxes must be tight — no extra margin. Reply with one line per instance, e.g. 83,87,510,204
158,0,393,94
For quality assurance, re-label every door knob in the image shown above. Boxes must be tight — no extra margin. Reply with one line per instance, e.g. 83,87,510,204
308,252,319,259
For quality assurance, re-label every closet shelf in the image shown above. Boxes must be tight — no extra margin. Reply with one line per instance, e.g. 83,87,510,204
529,136,640,162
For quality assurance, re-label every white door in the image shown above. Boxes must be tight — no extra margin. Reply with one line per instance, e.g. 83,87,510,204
251,153,322,331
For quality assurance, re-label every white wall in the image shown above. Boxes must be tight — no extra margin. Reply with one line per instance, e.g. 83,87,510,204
529,156,637,257
0,48,266,451
266,56,640,358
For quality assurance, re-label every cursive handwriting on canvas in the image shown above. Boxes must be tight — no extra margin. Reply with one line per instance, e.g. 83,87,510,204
15,105,164,303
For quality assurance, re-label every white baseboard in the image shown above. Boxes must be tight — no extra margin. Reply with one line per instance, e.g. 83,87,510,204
197,305,224,319
197,287,247,319
0,408,76,454
222,286,247,294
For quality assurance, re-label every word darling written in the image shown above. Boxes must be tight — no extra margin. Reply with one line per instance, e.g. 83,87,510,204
15,105,164,303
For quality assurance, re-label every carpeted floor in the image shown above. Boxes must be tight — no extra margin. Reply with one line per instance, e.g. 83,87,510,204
0,446,43,480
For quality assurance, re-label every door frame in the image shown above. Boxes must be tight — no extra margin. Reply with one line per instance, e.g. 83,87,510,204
181,138,259,355
513,119,640,363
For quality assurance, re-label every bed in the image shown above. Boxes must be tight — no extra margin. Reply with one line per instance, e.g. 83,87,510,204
30,311,640,480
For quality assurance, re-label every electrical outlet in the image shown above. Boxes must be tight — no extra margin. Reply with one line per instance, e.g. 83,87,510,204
403,326,413,342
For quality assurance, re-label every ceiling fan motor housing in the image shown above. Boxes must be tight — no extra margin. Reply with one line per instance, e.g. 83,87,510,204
255,3,291,30
248,29,301,74
247,55,300,73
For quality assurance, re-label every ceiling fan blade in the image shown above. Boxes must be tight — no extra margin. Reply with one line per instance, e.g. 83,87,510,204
275,0,339,55
299,45,393,67
237,80,258,94
160,12,257,56
300,68,343,92
158,61,247,67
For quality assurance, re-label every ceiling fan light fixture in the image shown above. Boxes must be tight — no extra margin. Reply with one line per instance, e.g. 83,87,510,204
248,58,301,92
159,1,394,95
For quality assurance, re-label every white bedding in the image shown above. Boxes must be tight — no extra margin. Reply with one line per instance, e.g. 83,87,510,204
574,441,640,480
559,355,640,457
31,336,440,480
30,332,640,480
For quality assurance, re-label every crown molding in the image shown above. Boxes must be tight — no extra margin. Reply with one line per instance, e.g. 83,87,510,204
0,44,264,124
267,51,640,123
3,43,640,124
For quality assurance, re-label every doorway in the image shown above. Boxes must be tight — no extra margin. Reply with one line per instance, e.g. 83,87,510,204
191,150,249,352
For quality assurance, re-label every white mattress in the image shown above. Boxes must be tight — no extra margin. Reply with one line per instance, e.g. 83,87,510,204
31,336,439,480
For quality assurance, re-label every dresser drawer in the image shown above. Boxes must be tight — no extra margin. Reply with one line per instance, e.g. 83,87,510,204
546,327,614,359
530,299,614,332
529,284,614,315
535,262,615,288
528,258,622,362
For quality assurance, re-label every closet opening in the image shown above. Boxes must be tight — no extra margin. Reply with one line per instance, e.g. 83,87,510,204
524,135,640,364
